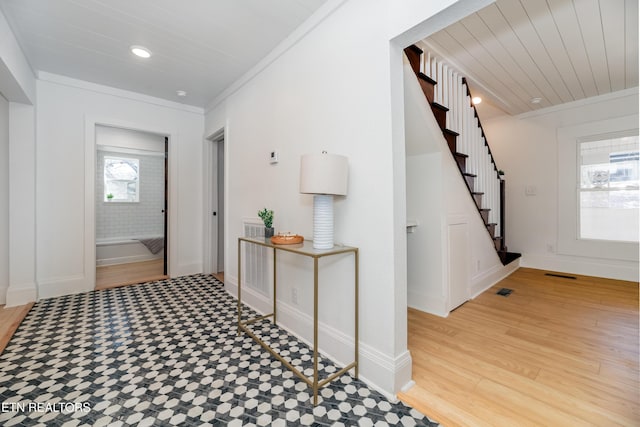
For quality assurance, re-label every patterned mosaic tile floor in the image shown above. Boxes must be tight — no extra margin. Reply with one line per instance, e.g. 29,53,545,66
0,274,439,426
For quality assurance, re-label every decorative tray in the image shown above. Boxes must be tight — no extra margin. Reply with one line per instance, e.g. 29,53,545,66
270,234,304,245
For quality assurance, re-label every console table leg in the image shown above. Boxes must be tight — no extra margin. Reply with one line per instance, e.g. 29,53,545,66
273,248,277,324
313,257,319,405
355,249,359,378
237,240,242,336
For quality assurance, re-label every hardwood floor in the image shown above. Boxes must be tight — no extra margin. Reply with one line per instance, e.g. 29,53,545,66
96,259,167,290
399,267,639,427
0,303,33,355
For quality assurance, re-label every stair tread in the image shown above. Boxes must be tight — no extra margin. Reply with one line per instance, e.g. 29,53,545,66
431,102,449,112
454,152,469,158
462,172,477,177
418,72,437,85
479,208,490,212
442,128,459,136
473,192,484,195
499,251,522,266
406,44,423,55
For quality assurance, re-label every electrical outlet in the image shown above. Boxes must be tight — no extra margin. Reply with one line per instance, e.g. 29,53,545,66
291,288,298,304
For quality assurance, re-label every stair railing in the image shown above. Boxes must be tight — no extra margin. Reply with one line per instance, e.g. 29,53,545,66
420,50,503,241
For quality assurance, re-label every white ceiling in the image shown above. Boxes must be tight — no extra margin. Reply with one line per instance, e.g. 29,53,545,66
1,0,637,116
421,0,639,118
0,0,326,108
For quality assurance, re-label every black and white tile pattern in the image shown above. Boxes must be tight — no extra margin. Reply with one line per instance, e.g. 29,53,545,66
0,275,439,426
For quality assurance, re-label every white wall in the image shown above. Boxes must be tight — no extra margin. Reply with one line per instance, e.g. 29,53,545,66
36,73,204,299
96,150,165,239
484,89,639,281
0,6,37,306
7,102,36,306
96,125,165,152
0,9,35,104
0,93,8,304
205,0,491,395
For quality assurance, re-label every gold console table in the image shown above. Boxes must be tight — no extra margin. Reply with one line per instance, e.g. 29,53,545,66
237,237,359,405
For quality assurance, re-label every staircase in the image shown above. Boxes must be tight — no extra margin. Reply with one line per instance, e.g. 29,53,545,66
405,44,520,265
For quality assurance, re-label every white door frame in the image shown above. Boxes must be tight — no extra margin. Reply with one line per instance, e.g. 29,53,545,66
84,116,178,291
204,128,224,274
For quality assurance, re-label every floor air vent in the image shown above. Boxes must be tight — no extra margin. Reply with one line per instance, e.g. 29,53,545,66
496,288,513,296
544,273,577,280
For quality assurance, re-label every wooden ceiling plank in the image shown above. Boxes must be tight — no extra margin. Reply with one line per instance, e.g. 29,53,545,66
477,2,560,107
462,6,539,108
600,0,627,92
439,19,533,112
520,0,583,100
507,0,574,103
624,0,639,88
424,33,531,114
573,0,611,95
546,0,599,98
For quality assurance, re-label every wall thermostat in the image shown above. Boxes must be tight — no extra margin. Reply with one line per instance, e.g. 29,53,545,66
270,150,279,164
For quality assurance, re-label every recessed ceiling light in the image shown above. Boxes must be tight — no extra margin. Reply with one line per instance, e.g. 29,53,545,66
176,90,187,97
130,45,152,58
472,96,482,105
530,97,542,104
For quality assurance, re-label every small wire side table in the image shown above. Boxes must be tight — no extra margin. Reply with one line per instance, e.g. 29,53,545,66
237,237,359,405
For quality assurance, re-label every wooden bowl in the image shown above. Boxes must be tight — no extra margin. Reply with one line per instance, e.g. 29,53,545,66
270,234,304,245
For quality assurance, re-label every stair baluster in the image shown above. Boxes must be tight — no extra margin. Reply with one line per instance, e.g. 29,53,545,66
404,44,521,265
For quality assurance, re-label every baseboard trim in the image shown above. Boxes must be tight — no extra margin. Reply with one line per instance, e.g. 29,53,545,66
407,289,448,317
173,263,203,278
5,282,38,307
96,254,162,266
37,274,91,300
0,285,7,305
470,258,521,298
225,274,406,396
521,253,638,282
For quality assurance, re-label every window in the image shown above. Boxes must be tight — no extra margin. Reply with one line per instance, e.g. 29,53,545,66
104,156,139,202
578,134,639,242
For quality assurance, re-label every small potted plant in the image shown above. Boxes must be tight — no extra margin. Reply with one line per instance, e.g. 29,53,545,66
106,193,114,201
258,208,274,238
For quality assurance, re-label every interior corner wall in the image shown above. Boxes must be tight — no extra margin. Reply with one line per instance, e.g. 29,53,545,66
204,0,479,395
36,77,205,299
484,90,639,281
0,93,9,304
206,0,402,393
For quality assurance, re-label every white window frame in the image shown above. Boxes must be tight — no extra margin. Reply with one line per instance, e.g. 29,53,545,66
558,115,639,262
104,155,140,203
577,131,638,243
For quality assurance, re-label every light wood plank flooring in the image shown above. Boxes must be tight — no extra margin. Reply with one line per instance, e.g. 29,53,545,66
399,267,639,427
0,303,33,355
96,259,167,290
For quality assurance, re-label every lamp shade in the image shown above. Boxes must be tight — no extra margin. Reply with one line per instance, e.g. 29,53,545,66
299,153,348,195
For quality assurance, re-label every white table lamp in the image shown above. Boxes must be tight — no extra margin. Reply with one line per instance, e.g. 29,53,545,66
300,152,348,249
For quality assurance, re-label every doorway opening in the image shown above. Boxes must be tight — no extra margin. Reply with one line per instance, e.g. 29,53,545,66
206,130,225,283
94,125,169,290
